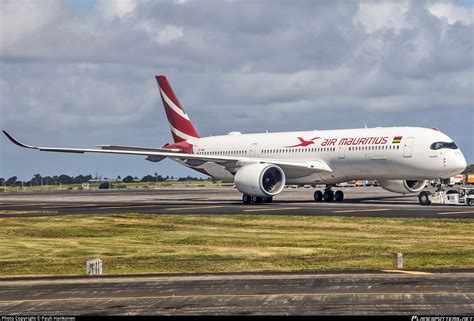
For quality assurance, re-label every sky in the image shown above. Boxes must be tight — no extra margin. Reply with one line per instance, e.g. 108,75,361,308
0,0,473,181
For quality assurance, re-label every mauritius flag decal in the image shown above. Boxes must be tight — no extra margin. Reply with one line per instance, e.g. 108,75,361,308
392,136,402,144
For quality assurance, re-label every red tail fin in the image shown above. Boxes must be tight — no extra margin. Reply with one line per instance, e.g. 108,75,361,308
155,75,200,143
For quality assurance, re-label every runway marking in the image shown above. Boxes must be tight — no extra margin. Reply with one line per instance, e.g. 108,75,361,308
41,204,98,209
382,270,433,275
244,207,301,212
0,291,470,304
164,205,227,211
97,205,160,209
333,209,391,213
0,203,47,208
437,210,474,215
0,210,55,215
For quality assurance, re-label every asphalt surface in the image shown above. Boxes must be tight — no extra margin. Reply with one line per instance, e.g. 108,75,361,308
0,187,473,218
1,187,473,315
0,271,473,315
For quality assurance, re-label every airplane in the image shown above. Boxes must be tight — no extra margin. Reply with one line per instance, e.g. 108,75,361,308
3,75,468,204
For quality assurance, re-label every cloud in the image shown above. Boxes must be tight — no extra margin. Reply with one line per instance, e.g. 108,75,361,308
138,22,184,44
96,0,137,19
428,2,473,25
0,0,472,179
0,0,69,50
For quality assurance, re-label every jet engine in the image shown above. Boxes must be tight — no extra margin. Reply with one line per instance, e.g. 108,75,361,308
234,163,286,197
378,180,428,194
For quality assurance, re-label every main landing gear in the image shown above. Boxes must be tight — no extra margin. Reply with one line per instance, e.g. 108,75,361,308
242,194,273,204
314,186,344,202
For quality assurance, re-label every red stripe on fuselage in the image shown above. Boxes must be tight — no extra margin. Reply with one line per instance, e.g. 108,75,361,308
164,140,194,154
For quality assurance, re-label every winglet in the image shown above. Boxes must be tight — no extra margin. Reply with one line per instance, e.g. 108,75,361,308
2,130,37,149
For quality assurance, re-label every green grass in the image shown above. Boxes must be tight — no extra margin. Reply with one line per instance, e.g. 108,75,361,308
0,214,473,276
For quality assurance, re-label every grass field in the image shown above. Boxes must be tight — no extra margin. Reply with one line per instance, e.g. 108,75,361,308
0,214,473,276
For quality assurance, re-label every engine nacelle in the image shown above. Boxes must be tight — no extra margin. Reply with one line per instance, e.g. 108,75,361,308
234,163,286,197
378,180,428,194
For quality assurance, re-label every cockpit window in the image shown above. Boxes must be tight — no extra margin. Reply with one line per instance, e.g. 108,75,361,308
430,142,458,150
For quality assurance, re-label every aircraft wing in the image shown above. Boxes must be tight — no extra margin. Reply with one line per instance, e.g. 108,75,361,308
98,145,182,153
3,130,332,173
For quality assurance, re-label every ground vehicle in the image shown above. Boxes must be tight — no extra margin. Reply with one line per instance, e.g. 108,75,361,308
467,174,474,185
418,187,474,206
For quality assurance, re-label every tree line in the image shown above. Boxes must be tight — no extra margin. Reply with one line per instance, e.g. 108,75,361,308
0,173,210,187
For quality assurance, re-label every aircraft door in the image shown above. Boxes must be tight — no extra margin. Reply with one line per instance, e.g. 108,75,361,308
338,146,345,159
249,143,258,157
403,137,414,158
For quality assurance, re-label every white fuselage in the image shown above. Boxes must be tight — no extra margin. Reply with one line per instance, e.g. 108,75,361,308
178,127,467,184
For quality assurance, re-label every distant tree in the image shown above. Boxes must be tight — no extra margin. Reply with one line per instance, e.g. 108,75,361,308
73,175,92,184
32,174,42,186
73,175,83,184
117,175,121,180
123,175,134,183
140,175,155,182
44,176,54,185
178,175,195,181
6,176,17,186
57,174,73,185
0,178,5,185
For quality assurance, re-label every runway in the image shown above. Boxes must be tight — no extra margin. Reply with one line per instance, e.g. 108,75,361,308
1,187,473,218
1,187,473,315
0,271,472,315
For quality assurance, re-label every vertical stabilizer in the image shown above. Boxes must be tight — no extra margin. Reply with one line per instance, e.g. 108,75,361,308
155,75,200,143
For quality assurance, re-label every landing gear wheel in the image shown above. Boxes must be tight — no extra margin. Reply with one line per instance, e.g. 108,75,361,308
334,190,344,202
314,190,323,202
323,190,335,202
264,197,273,203
418,191,431,206
242,194,252,204
467,199,472,206
252,196,264,204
